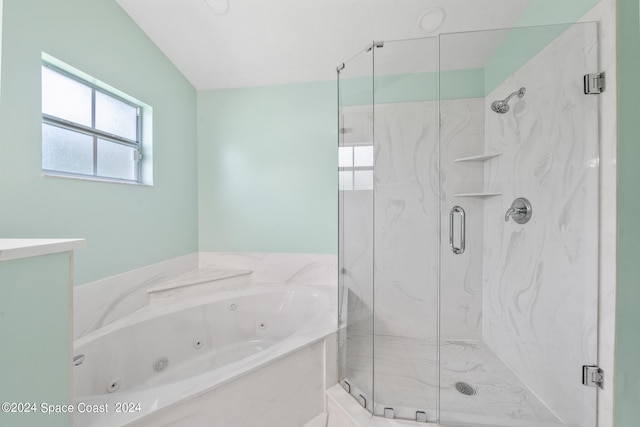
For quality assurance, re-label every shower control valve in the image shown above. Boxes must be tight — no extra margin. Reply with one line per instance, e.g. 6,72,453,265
505,197,532,224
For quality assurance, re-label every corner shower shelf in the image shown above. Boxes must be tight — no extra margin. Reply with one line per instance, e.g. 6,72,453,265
453,192,502,198
453,153,502,162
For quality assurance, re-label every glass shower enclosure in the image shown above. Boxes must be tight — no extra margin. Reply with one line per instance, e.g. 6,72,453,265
337,22,599,427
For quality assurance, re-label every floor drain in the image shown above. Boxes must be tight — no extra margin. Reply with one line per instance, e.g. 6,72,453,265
455,382,476,396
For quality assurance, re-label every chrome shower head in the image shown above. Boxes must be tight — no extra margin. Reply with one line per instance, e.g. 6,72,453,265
490,100,511,114
491,87,526,114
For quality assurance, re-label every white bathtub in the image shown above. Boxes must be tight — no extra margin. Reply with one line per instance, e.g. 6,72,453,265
72,283,336,427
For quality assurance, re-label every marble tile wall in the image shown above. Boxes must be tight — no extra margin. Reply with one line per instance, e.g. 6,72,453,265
74,252,337,340
339,98,485,412
373,101,439,342
438,98,486,341
339,191,374,331
199,252,338,286
340,99,485,344
73,253,198,339
482,22,600,427
373,98,484,415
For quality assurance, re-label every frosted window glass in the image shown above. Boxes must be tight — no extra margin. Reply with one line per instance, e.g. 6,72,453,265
42,124,93,175
354,170,373,190
97,139,136,181
95,92,138,140
354,146,374,167
338,147,353,167
339,171,353,191
42,66,92,126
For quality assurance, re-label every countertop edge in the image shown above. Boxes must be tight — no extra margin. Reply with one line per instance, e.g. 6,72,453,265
0,239,87,262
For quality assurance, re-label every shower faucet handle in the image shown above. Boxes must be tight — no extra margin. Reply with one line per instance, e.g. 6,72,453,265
505,197,532,224
504,207,517,222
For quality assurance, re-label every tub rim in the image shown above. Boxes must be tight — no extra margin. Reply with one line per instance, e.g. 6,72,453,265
72,283,337,427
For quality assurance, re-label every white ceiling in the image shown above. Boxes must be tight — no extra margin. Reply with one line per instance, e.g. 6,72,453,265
116,0,532,90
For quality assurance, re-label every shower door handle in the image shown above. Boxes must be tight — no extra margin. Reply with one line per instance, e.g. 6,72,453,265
449,206,465,255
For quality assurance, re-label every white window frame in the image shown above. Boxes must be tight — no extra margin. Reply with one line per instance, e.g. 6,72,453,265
41,55,152,185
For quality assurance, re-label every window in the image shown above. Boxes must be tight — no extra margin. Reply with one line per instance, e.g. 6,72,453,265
41,62,144,183
339,144,374,191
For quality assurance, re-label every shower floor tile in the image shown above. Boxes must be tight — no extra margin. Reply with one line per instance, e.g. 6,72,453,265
438,340,562,427
346,335,564,426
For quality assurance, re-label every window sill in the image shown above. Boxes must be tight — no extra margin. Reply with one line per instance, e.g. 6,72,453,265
42,171,153,187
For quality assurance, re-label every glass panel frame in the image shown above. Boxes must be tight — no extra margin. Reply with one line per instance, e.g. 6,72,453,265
337,46,375,413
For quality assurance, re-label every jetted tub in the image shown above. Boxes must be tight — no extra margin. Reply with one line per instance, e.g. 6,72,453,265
72,283,335,427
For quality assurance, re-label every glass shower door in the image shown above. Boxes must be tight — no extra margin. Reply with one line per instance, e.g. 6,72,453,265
371,36,440,422
438,22,599,427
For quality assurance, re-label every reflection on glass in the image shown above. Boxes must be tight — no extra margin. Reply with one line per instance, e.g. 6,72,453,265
339,147,354,167
354,170,373,190
97,140,136,181
337,46,374,412
354,146,374,167
339,171,353,191
95,92,138,140
42,124,93,175
42,66,92,126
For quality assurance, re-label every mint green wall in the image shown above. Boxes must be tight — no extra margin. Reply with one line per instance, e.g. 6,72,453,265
0,0,198,285
484,0,600,93
340,69,485,106
615,0,640,424
198,82,337,254
0,253,71,427
484,24,571,93
196,71,483,256
516,0,600,27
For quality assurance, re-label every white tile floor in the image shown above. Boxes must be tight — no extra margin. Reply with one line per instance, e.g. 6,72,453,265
339,335,565,427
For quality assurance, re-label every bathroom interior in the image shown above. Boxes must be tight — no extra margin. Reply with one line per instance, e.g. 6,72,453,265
0,0,638,427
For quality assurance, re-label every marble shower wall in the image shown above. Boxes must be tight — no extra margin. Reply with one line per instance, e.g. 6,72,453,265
339,99,486,344
372,101,438,342
438,98,486,341
482,23,599,427
371,101,440,414
338,98,485,408
373,99,485,342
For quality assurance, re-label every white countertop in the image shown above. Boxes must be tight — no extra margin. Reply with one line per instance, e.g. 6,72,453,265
0,239,86,262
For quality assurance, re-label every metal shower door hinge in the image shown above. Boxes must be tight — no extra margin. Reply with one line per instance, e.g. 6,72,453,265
584,72,605,94
582,365,604,388
366,40,384,52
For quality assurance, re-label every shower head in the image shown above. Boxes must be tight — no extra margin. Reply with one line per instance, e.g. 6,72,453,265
491,87,526,114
